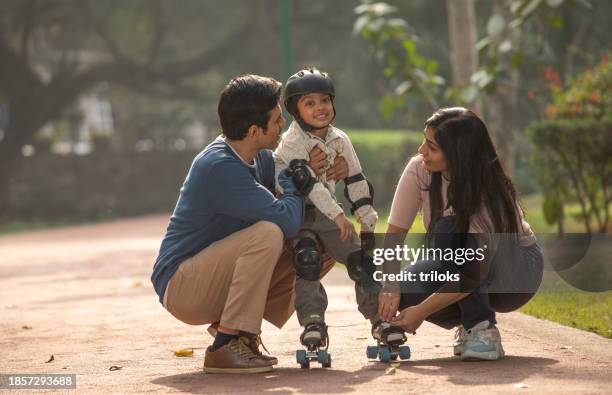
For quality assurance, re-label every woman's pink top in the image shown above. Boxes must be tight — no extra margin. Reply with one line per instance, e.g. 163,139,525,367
388,155,536,247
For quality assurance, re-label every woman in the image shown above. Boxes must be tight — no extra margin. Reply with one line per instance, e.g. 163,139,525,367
378,107,543,361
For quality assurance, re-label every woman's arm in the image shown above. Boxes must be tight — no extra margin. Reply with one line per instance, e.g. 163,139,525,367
377,158,424,321
391,291,469,333
378,223,409,321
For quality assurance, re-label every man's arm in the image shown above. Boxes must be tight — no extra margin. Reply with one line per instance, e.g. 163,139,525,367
209,160,304,237
274,136,344,222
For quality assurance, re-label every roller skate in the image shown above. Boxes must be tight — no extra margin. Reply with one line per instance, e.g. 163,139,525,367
367,320,410,362
295,321,332,369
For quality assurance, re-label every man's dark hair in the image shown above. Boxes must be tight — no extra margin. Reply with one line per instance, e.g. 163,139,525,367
218,74,282,140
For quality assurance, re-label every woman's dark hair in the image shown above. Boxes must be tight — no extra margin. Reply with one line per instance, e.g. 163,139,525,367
218,74,282,140
424,107,521,235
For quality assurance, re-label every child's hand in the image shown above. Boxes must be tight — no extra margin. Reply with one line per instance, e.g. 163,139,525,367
334,213,356,241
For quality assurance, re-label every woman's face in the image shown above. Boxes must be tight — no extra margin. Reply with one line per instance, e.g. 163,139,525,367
418,127,447,173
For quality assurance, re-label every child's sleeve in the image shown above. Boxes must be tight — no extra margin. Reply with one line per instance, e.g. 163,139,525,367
337,134,378,233
274,132,344,222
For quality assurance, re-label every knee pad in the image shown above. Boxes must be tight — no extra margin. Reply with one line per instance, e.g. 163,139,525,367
293,237,322,281
346,251,380,291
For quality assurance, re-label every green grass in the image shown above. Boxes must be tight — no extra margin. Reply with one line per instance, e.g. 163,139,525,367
0,221,74,235
345,129,422,147
520,291,612,338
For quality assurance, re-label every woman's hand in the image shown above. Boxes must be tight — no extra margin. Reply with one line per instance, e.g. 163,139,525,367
378,292,401,322
390,306,426,334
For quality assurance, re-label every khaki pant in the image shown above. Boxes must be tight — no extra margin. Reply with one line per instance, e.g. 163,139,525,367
164,221,335,334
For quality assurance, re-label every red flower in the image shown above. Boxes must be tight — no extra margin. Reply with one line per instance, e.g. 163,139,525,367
591,93,599,103
527,90,535,99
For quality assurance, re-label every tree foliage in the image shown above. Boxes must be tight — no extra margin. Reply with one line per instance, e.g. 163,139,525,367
527,55,611,233
352,0,593,115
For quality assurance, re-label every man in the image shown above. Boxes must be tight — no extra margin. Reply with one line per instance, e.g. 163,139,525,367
152,74,305,374
151,74,345,374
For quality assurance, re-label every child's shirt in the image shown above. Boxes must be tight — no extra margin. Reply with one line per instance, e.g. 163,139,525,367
274,121,378,232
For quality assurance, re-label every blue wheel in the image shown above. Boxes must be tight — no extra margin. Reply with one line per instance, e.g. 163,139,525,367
366,345,379,359
379,347,391,362
317,349,329,364
399,346,411,360
296,349,307,364
322,352,332,368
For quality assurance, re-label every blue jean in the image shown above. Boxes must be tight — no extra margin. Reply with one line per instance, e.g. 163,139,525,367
398,217,544,330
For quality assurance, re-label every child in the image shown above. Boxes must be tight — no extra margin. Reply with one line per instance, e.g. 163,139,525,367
274,68,406,358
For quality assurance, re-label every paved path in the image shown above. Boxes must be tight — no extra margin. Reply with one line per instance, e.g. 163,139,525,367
1,215,610,394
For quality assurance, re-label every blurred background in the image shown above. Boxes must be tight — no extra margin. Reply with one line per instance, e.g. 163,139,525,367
0,0,610,336
0,0,610,234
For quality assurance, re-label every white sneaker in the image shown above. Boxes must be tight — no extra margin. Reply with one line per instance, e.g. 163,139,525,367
461,320,505,361
453,325,467,356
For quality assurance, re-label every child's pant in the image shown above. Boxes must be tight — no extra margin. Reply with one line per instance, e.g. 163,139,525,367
294,207,380,326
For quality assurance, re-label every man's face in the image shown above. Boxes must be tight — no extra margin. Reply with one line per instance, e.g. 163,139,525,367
260,104,285,150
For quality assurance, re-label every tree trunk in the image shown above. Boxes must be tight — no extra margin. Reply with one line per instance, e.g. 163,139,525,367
446,0,482,115
484,0,520,176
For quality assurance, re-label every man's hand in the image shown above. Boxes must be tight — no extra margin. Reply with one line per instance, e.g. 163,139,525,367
307,147,349,181
333,213,356,241
378,292,401,322
326,155,348,181
390,306,425,334
308,147,328,176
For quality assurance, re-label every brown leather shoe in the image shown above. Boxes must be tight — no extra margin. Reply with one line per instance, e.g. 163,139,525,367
239,333,278,366
203,338,273,374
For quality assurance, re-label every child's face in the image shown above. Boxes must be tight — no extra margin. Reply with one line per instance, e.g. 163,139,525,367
296,93,334,130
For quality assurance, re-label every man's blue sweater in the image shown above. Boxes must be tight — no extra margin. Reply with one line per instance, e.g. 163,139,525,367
151,137,304,303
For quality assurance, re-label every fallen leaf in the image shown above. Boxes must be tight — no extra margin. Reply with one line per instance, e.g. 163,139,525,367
174,349,194,357
560,345,572,350
355,336,368,340
45,355,54,363
132,281,142,288
385,366,396,375
434,344,440,347
514,383,529,389
22,325,32,330
109,365,122,371
62,366,71,370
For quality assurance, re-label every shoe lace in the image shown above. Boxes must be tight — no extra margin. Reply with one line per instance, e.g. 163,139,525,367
230,338,257,359
252,334,270,355
241,334,271,356
454,326,466,342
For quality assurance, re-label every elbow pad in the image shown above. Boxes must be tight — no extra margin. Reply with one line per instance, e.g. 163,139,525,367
343,173,374,215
